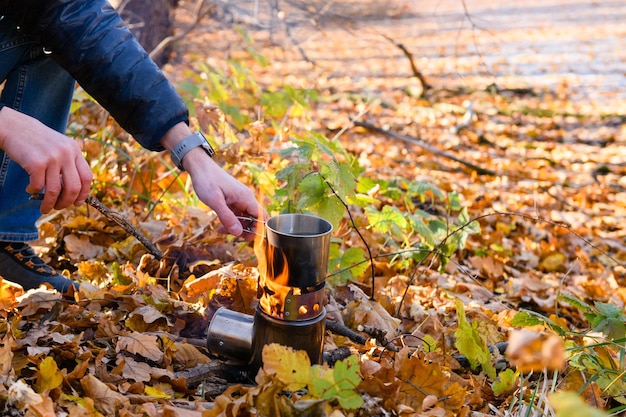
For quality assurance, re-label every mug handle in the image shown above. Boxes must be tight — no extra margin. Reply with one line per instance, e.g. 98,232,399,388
236,216,266,238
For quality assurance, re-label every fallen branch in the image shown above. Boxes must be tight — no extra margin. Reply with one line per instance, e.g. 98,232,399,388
85,196,164,259
354,121,496,176
174,361,253,391
325,320,367,345
29,193,163,259
381,33,429,95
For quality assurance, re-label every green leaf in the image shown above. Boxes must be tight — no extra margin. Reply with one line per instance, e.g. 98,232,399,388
427,218,448,242
421,335,439,353
297,174,326,209
510,311,547,327
366,205,408,235
411,215,436,247
454,300,496,378
510,311,568,336
317,195,344,231
448,191,462,211
310,355,363,410
557,292,594,312
342,247,368,279
407,180,445,202
594,301,626,320
492,369,518,396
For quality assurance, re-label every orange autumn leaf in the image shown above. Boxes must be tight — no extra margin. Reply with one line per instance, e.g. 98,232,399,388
395,348,467,415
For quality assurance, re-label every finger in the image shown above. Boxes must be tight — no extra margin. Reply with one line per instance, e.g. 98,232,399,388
212,201,244,236
25,170,45,196
74,156,93,205
40,169,62,213
55,169,81,210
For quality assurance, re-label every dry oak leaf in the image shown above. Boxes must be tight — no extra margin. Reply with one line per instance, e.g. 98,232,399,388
119,356,153,382
63,233,103,261
81,373,130,416
23,395,56,417
0,328,16,383
171,341,211,369
395,348,467,415
116,332,164,362
505,329,565,373
468,256,504,280
345,284,400,339
203,384,260,417
126,305,170,333
162,403,204,417
16,288,62,316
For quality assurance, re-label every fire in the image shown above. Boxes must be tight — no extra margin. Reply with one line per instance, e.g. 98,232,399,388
254,223,292,319
252,213,327,321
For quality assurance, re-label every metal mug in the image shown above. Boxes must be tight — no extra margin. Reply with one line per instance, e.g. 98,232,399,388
241,213,333,288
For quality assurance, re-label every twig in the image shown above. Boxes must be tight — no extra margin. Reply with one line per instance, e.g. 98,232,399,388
354,121,496,176
174,361,252,389
85,196,164,259
149,0,213,62
313,172,376,301
380,33,429,94
30,193,164,259
325,319,367,345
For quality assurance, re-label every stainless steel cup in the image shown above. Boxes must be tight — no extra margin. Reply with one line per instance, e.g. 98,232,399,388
264,213,332,288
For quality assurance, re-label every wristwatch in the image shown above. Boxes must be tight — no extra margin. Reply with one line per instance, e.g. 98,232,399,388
170,132,215,171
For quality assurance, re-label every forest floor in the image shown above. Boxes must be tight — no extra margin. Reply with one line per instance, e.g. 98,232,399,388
2,1,626,416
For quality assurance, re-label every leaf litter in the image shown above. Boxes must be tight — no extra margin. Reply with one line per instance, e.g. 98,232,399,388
2,0,626,416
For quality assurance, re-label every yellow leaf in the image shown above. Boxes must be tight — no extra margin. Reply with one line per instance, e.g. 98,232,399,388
145,385,171,399
262,343,311,391
539,252,567,272
36,357,64,393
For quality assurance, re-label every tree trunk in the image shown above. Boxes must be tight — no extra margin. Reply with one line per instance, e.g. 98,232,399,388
111,0,178,66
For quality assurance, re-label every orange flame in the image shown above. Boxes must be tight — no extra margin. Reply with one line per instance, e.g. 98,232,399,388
254,220,293,318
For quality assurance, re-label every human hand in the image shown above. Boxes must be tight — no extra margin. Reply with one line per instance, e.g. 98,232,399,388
0,107,92,213
184,147,264,239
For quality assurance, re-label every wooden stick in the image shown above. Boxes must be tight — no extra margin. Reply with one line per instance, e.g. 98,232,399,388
85,196,164,259
381,33,430,94
354,121,496,176
30,193,164,259
325,320,367,345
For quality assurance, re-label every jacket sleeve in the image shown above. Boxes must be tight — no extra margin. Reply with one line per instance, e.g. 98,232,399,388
0,0,189,151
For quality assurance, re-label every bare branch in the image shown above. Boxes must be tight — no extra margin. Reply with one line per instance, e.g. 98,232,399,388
149,0,214,62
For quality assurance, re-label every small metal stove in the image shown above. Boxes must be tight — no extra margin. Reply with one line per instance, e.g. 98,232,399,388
207,214,332,367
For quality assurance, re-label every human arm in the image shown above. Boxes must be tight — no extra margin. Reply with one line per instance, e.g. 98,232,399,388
0,0,188,150
0,0,262,234
160,123,262,237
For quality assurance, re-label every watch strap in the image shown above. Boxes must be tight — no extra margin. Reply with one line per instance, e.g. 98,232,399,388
170,132,215,171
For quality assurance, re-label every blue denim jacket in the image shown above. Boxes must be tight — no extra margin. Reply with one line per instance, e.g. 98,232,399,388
0,0,189,151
